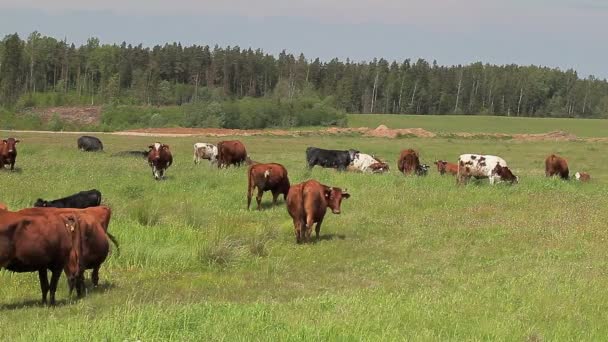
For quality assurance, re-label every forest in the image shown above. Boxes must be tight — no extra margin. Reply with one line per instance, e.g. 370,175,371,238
1,32,607,128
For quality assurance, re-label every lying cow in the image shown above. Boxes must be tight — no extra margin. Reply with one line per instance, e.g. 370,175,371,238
575,172,591,182
0,137,19,170
217,140,247,168
545,154,569,180
247,163,290,210
111,150,148,158
77,136,103,152
348,153,390,173
286,179,350,243
18,206,118,295
306,147,359,171
434,160,459,176
457,154,518,185
193,142,218,165
148,142,173,180
34,189,102,209
0,210,81,305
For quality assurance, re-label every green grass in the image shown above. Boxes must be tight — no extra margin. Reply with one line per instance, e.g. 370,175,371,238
1,130,608,340
348,114,608,137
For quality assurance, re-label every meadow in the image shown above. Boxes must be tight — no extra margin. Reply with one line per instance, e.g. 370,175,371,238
1,122,608,340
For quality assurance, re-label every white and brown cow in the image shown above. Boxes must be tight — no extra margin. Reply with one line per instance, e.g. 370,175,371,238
148,142,173,180
193,143,218,165
348,153,389,174
457,154,518,185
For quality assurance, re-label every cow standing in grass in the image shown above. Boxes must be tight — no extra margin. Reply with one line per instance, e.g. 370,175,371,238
148,143,173,180
247,163,290,210
457,154,518,185
193,143,218,165
545,154,569,180
286,180,350,243
217,140,247,168
397,149,422,175
0,137,19,170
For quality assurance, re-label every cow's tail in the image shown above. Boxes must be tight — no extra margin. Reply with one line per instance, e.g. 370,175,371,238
247,166,254,209
107,232,120,256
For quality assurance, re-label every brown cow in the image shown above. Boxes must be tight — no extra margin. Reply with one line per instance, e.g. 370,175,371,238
492,164,519,184
18,206,117,294
545,154,569,180
434,160,458,176
397,149,421,175
0,137,19,170
247,163,290,210
148,142,173,180
217,140,248,168
0,211,81,305
575,172,591,182
286,180,350,244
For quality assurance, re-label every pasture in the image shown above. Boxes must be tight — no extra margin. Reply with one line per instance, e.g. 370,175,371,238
1,126,608,340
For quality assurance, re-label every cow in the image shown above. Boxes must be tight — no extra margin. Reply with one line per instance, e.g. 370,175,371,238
306,147,359,171
286,180,350,243
434,160,459,176
0,210,82,305
34,189,102,209
111,150,148,158
457,154,517,185
193,143,218,165
217,140,247,168
77,136,103,152
397,149,421,175
416,164,430,176
0,137,19,170
18,206,117,294
575,172,591,182
247,163,290,210
348,153,389,173
148,142,173,180
545,154,569,180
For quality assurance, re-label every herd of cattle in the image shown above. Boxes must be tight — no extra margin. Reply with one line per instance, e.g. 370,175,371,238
0,134,593,306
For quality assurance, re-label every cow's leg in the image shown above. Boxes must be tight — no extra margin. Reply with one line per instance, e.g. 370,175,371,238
38,269,50,305
271,190,280,206
315,217,324,240
489,176,496,185
10,161,14,171
247,185,253,210
293,219,303,244
92,267,100,287
256,188,264,210
305,215,315,243
48,269,61,305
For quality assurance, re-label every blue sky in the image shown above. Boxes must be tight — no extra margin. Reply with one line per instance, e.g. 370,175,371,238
0,0,606,78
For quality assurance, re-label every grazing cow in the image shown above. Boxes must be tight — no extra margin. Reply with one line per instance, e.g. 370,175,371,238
111,150,148,158
0,137,19,170
457,154,517,185
306,147,359,171
247,163,290,210
545,154,569,180
348,153,389,173
77,136,103,152
397,149,421,175
286,180,350,243
193,142,218,165
217,140,247,168
575,172,591,182
434,160,459,176
34,189,102,209
18,206,117,294
148,142,173,180
0,211,81,305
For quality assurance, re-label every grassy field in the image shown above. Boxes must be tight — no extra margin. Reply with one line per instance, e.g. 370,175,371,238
1,125,608,340
347,114,608,137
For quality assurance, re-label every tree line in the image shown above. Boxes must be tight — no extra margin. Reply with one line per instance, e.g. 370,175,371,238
1,31,608,119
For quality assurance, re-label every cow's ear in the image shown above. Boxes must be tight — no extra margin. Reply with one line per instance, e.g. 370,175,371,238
342,189,350,199
2,140,6,143
148,145,154,149
163,144,170,149
325,187,332,199
15,139,20,143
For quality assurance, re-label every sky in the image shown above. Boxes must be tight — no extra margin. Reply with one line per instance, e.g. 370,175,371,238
0,0,606,78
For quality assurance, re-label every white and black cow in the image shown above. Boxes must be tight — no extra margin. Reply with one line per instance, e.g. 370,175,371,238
193,143,218,165
457,154,518,185
306,147,359,171
348,153,389,173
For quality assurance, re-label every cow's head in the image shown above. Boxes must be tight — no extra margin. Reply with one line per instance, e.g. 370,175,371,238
347,149,360,161
434,160,448,173
3,138,19,153
324,187,350,214
492,164,518,184
575,172,590,182
148,142,168,160
33,199,48,207
370,162,389,173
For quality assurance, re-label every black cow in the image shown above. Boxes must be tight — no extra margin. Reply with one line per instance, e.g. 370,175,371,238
34,189,102,209
77,136,103,152
111,150,149,158
306,147,359,171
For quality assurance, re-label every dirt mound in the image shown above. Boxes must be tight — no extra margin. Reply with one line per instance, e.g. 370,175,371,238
29,106,102,125
512,131,578,141
364,125,436,138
